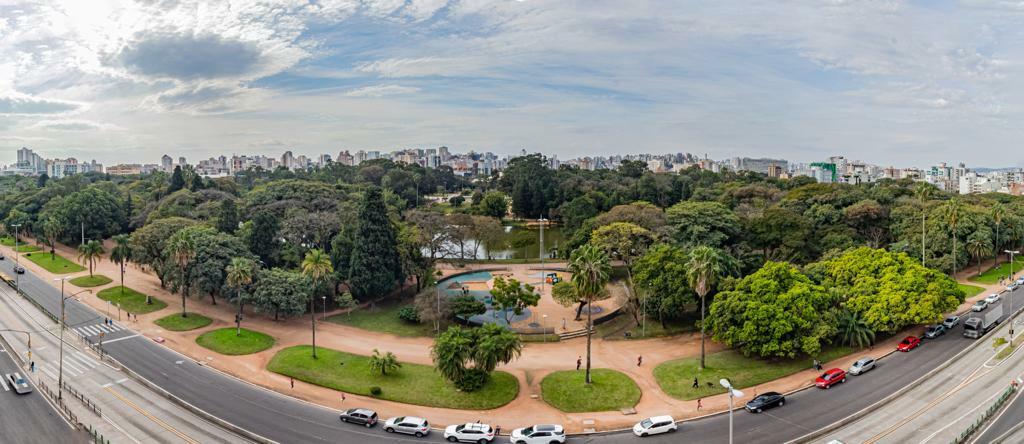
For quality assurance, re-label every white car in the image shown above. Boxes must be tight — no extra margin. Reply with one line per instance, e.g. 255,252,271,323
985,293,1001,304
5,373,32,394
972,300,989,312
509,424,565,444
848,357,875,375
383,416,430,437
443,423,494,443
942,315,960,329
632,415,677,437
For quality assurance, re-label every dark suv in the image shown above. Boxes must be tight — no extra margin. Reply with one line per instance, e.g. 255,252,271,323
924,324,945,339
339,408,378,428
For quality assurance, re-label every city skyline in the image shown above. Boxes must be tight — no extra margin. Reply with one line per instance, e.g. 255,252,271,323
2,1,1023,166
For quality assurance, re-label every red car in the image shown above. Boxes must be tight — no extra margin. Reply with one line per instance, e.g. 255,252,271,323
815,368,847,389
897,336,921,352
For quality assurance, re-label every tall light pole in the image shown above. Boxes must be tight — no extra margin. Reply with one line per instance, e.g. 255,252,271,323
54,277,91,400
322,296,327,321
11,223,21,293
720,378,744,444
538,216,547,292
1006,249,1019,340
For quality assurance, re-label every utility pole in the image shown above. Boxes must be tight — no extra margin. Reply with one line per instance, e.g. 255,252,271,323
538,216,547,292
81,222,84,246
1007,249,1019,340
55,277,69,400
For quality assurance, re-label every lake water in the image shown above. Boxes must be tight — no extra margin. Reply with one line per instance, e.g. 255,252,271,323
440,225,565,260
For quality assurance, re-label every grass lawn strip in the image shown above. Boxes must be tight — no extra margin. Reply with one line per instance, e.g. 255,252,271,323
197,328,275,355
154,313,212,331
267,345,518,410
97,286,167,314
14,245,41,253
969,262,1024,285
326,300,433,337
0,237,14,246
540,369,641,413
958,283,985,299
654,347,854,400
69,275,113,288
22,252,86,274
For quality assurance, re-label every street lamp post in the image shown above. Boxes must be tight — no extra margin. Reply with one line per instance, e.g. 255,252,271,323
720,379,745,444
538,216,547,292
322,296,327,321
54,277,91,400
11,223,21,293
1006,249,1020,340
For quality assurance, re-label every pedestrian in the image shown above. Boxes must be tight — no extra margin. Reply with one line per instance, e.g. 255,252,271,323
697,398,702,411
29,361,34,373
341,393,346,403
812,359,820,371
692,377,699,388
561,318,567,330
637,355,642,367
290,377,294,389
495,425,501,436
576,356,582,371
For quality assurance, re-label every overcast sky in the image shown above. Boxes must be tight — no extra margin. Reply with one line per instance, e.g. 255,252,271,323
1,0,1023,168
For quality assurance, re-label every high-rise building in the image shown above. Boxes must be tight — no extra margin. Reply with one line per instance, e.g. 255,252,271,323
354,150,367,165
15,147,46,174
161,154,173,172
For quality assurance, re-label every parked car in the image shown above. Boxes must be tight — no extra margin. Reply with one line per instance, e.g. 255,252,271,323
815,368,847,389
924,324,946,339
510,424,566,444
383,416,430,437
339,408,378,428
985,293,1001,304
848,357,875,375
745,392,785,413
1009,283,1019,291
12,265,24,274
942,315,961,329
444,423,495,443
0,252,5,260
1016,277,1024,286
6,373,32,394
632,415,677,437
972,300,989,312
897,336,921,352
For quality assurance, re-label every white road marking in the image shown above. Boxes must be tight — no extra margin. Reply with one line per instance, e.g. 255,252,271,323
62,359,85,374
71,352,96,368
101,334,140,345
40,366,57,380
0,376,8,391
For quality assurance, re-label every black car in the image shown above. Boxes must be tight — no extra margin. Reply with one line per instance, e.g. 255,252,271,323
12,265,24,274
745,392,785,413
924,324,945,339
340,408,378,427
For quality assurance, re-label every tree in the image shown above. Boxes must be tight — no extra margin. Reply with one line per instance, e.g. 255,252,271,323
168,165,185,193
836,310,875,348
301,249,333,359
993,202,1006,265
334,291,357,314
129,217,198,288
225,257,257,335
501,154,554,218
665,201,738,248
589,222,655,267
568,243,611,384
77,240,105,277
109,234,131,296
966,231,993,275
843,199,889,248
944,198,965,277
913,183,935,266
708,262,837,358
686,245,737,369
489,277,540,325
448,195,465,207
478,191,509,219
36,173,48,188
368,349,401,376
216,198,239,234
631,244,695,326
431,323,522,391
250,268,310,321
468,216,504,260
746,207,811,262
41,217,62,261
248,212,280,266
450,295,486,318
348,188,402,300
166,231,196,317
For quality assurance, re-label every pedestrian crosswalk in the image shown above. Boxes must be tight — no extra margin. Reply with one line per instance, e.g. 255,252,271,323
38,351,99,380
72,322,126,338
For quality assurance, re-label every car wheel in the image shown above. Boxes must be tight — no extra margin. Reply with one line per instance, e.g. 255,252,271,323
842,378,846,383
779,400,785,406
415,432,423,437
478,439,488,444
365,422,372,428
385,428,394,433
825,385,830,389
641,433,648,437
756,408,762,413
670,427,678,432
447,437,458,443
340,418,347,423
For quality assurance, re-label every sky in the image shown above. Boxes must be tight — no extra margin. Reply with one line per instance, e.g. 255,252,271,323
2,0,1024,168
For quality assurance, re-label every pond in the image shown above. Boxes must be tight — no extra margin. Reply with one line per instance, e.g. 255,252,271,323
436,225,565,260
436,271,530,327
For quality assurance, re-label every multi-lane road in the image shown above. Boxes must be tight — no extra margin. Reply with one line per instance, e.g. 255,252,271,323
0,254,1020,443
0,338,78,443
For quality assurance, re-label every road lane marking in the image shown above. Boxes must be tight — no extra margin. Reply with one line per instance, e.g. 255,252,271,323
70,352,96,369
40,366,57,380
100,334,140,345
62,359,85,374
0,376,8,391
104,386,200,444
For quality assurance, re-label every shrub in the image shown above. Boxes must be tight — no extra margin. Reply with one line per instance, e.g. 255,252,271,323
455,368,490,392
370,386,382,396
397,306,421,323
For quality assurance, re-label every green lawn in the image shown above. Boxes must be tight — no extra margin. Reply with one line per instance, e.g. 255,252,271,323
959,283,985,298
268,345,518,410
540,369,641,413
969,262,1024,285
197,328,275,355
22,252,86,274
97,286,166,314
654,347,854,400
13,245,41,253
69,274,112,288
326,300,433,337
0,237,14,247
154,313,212,331
598,314,695,340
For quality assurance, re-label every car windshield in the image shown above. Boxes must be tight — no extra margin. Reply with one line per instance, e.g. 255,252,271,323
901,339,910,344
393,417,404,422
640,419,654,428
821,372,831,379
456,425,465,432
945,317,954,322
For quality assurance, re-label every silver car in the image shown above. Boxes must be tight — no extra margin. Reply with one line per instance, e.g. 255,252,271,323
848,357,875,375
985,293,1001,304
972,300,988,312
942,315,960,329
383,416,430,437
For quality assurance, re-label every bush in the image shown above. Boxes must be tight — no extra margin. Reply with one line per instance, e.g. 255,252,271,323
397,306,421,323
370,386,382,396
455,368,490,392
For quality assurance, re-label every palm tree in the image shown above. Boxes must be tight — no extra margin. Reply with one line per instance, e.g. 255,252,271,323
568,244,611,384
914,183,934,266
225,257,257,336
837,310,874,348
686,246,737,369
41,218,62,261
301,248,333,359
369,349,401,376
76,240,105,277
109,234,131,296
945,198,964,277
966,235,992,275
993,203,1006,266
167,233,196,317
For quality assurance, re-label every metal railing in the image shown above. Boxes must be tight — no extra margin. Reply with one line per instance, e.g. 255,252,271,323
950,383,1018,444
60,380,102,417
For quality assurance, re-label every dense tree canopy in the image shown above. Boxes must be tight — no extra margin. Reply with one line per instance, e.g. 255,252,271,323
348,187,401,300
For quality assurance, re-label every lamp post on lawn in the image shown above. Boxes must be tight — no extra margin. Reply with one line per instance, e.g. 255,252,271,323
322,296,327,321
720,378,744,444
538,216,547,292
1007,249,1020,340
542,314,548,342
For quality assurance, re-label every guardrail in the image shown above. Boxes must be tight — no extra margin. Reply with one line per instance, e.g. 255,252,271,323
60,380,102,417
36,379,80,427
950,383,1018,444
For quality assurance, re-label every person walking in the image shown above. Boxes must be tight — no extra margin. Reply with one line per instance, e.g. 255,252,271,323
576,356,582,371
697,398,702,411
29,361,34,373
692,377,699,388
341,392,346,403
637,355,642,367
290,377,294,389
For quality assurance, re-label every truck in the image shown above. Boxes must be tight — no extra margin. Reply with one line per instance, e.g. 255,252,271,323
963,304,1003,339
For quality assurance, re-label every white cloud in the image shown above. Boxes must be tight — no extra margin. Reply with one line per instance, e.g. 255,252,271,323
0,91,84,115
30,119,123,131
345,84,420,97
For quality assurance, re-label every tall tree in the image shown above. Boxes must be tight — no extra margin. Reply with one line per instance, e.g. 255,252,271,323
216,198,239,234
944,197,964,277
109,234,131,296
348,187,401,300
966,232,992,275
993,202,1006,265
76,240,105,277
301,249,333,359
225,257,257,335
168,165,185,193
248,211,280,266
250,268,310,321
166,231,196,317
836,310,875,348
568,244,611,384
431,323,522,391
41,217,62,261
686,245,737,369
913,183,934,266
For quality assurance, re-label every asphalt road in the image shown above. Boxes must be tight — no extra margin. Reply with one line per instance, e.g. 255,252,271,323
0,342,78,443
0,257,1017,444
976,367,1024,443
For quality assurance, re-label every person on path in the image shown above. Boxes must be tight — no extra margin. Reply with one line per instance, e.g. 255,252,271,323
29,361,34,373
341,393,346,403
576,356,582,371
562,318,566,330
697,398,702,411
692,377,699,388
637,355,642,367
290,377,294,389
